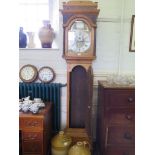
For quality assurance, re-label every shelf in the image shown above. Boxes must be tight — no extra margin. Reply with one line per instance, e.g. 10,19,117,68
19,48,59,51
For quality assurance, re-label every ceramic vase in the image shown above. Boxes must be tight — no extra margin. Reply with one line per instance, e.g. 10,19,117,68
68,141,91,155
19,27,27,48
27,32,35,48
38,20,54,48
51,131,72,155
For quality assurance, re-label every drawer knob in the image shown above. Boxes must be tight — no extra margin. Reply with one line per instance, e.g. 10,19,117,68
128,97,134,102
88,106,91,109
124,132,132,140
125,114,132,120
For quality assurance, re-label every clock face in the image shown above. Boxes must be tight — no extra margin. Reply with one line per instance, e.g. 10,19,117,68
68,20,91,53
38,67,55,83
19,64,38,83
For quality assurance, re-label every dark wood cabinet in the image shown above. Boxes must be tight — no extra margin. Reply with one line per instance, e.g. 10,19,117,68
19,103,52,155
96,81,135,155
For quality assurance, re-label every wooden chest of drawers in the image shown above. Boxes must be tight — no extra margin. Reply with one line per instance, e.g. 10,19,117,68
96,81,135,155
19,103,52,155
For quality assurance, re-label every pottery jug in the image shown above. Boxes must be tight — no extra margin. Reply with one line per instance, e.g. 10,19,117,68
19,27,27,48
68,141,91,155
38,20,54,48
51,131,72,155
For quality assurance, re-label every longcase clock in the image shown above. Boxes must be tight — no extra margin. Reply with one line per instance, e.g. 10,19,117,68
61,0,99,140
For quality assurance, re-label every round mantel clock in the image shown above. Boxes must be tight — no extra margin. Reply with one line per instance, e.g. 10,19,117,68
38,66,55,83
61,0,100,61
19,64,38,83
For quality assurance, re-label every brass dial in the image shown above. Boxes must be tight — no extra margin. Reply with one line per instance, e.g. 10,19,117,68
68,20,91,53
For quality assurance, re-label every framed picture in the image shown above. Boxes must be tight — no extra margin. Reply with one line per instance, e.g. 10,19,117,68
129,15,135,52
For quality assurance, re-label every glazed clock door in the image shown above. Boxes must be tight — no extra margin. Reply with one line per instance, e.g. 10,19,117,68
68,20,91,53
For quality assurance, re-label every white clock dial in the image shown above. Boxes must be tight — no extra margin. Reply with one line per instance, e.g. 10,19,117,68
68,20,91,53
21,67,34,80
38,67,55,83
19,65,38,83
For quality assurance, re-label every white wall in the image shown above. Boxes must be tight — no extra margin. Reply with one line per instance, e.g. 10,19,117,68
19,0,135,131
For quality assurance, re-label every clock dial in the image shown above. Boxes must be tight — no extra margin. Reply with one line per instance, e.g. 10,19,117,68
38,66,55,83
68,20,91,53
19,64,38,83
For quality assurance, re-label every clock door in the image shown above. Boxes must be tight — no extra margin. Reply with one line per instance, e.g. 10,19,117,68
69,66,88,128
69,65,92,128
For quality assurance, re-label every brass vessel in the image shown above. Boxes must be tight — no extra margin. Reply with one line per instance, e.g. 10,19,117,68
51,131,72,155
68,141,91,155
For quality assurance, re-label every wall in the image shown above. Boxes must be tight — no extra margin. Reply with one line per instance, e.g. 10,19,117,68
19,0,135,137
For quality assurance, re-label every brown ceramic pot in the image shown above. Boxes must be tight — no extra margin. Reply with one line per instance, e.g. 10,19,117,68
38,20,54,48
68,141,91,155
51,131,72,155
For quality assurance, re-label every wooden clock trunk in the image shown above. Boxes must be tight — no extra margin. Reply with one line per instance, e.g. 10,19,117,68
69,65,93,129
65,63,93,150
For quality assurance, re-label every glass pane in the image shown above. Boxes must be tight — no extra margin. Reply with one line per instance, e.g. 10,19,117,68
19,0,49,48
68,21,91,53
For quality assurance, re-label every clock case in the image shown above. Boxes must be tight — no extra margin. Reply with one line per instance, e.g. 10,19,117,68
61,1,100,62
61,1,99,148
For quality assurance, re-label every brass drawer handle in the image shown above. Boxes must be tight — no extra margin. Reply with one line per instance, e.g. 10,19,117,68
31,121,39,127
124,132,132,140
29,137,35,140
28,134,37,140
26,121,39,127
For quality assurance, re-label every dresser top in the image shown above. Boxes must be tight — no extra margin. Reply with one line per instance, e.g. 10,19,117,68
98,81,135,89
19,102,51,118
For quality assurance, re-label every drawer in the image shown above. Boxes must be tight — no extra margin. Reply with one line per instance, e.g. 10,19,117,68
105,90,135,107
106,127,135,145
19,118,23,130
21,118,43,129
106,109,135,125
22,132,42,141
106,146,134,155
23,154,41,155
23,141,42,153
